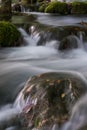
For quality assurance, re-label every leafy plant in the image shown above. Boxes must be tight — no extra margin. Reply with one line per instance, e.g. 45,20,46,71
39,2,49,12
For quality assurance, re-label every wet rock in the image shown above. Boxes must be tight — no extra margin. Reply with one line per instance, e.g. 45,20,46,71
59,35,78,50
12,4,21,12
19,72,87,130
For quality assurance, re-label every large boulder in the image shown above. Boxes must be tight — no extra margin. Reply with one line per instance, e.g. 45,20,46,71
18,72,87,130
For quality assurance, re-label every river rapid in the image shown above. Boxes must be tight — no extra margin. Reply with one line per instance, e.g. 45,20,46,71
1,13,87,130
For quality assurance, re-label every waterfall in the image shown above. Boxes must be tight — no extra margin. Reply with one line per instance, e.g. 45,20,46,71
70,34,84,49
20,5,25,12
77,31,84,49
13,90,26,112
68,35,82,48
18,27,86,51
18,28,40,46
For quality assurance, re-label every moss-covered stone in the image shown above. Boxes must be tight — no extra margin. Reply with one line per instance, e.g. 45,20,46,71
45,1,67,14
0,21,21,47
71,2,87,14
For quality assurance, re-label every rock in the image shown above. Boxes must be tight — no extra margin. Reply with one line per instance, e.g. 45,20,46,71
19,72,87,130
12,3,21,12
58,35,79,50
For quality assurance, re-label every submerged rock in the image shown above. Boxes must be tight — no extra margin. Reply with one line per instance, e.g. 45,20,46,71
19,72,87,130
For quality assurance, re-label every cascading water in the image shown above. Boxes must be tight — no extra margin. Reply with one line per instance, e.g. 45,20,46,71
1,15,87,130
18,27,40,46
77,31,85,49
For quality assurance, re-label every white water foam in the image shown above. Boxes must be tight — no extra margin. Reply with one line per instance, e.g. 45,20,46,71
18,28,40,46
1,27,87,130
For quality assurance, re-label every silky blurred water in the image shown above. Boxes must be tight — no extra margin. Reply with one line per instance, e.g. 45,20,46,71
1,15,87,130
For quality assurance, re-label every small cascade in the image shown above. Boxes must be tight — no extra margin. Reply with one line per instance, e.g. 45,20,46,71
18,28,40,46
13,76,34,112
69,34,83,49
20,5,25,12
77,31,85,49
62,94,87,130
0,104,20,130
13,90,26,112
45,40,59,49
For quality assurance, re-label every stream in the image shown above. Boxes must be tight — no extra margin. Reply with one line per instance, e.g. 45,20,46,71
1,13,87,130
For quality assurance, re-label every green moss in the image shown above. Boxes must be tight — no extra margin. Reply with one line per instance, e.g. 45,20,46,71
45,2,67,14
0,21,21,47
72,2,87,14
39,4,46,12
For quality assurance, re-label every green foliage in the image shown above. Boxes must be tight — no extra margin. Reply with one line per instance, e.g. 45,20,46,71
0,0,12,20
45,2,59,13
58,2,67,14
21,0,28,7
37,0,43,2
45,1,67,14
1,0,11,13
38,2,49,12
0,21,21,47
21,0,37,10
39,4,45,12
71,1,87,14
21,0,37,6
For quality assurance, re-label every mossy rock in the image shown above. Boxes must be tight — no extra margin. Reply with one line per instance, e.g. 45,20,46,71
0,21,21,47
19,72,87,130
45,1,67,14
71,2,87,14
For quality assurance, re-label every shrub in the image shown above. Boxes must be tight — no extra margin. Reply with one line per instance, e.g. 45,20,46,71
0,6,11,20
0,21,21,47
71,2,87,14
45,1,67,14
39,2,49,12
58,2,68,14
39,4,45,12
37,0,43,2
